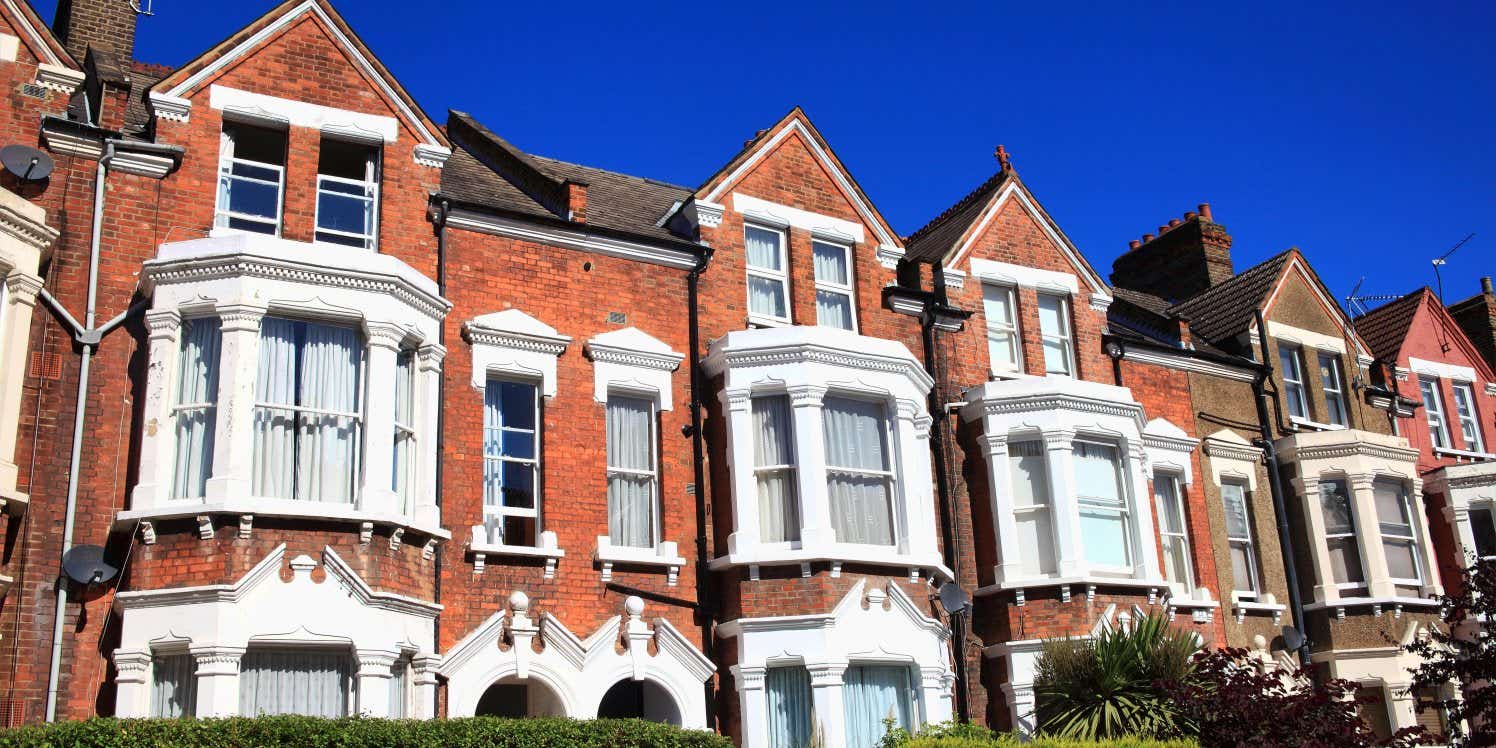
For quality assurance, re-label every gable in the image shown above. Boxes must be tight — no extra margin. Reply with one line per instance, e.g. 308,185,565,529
1402,295,1496,382
698,111,900,256
0,0,71,68
152,0,445,151
949,179,1110,299
1260,255,1370,360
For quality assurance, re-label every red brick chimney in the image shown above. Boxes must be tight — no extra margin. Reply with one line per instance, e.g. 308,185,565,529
1109,202,1235,302
53,0,138,65
564,180,588,224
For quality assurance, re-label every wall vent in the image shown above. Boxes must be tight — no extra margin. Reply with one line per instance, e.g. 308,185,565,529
29,351,61,380
607,312,627,325
19,83,46,99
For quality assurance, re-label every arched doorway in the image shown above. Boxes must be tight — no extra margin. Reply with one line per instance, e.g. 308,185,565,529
474,676,566,717
597,678,681,724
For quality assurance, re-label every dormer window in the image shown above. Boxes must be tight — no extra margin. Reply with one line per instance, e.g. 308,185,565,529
745,224,790,324
812,239,855,331
316,137,381,249
216,122,287,235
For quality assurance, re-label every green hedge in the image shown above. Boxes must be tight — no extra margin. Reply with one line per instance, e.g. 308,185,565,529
0,716,733,748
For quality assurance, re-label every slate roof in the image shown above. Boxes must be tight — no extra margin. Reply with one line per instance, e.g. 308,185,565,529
123,62,170,139
440,111,696,247
1166,250,1295,344
1107,286,1231,357
903,170,1012,263
1352,289,1426,362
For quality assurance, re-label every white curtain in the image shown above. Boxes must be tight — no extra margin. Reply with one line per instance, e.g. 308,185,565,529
813,242,853,330
746,226,786,318
843,666,914,748
822,397,894,546
172,318,221,499
746,226,782,270
252,318,361,503
816,291,853,330
1221,483,1256,593
1074,442,1128,568
607,396,655,547
753,396,800,543
765,665,812,748
150,653,196,718
388,656,410,718
392,350,414,509
1008,440,1055,575
238,649,350,717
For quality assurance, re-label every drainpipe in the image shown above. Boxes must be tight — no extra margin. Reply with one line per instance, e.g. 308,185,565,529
1252,308,1312,668
919,262,968,722
45,141,116,722
686,242,716,728
430,198,450,719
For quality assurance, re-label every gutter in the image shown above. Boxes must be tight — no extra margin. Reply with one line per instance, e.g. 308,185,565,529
429,197,450,719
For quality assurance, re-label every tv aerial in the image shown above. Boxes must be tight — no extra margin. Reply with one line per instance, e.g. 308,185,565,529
937,581,972,615
0,144,54,183
1432,233,1475,303
61,544,118,586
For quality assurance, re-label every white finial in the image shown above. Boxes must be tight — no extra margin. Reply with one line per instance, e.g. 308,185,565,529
508,590,530,612
625,595,645,617
1252,634,1268,651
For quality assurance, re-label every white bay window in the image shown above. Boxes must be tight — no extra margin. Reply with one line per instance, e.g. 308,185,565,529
1008,440,1055,576
1374,478,1423,594
753,395,800,543
239,648,352,718
392,349,416,511
823,396,896,546
171,317,221,499
1075,441,1130,569
150,652,196,718
1319,479,1366,595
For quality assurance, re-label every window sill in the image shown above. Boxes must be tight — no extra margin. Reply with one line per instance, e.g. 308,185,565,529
1304,595,1440,619
468,528,565,578
1434,446,1496,461
976,575,1170,606
115,500,451,543
0,488,28,516
596,537,686,586
746,314,791,329
1231,597,1287,624
1289,416,1348,432
708,545,953,583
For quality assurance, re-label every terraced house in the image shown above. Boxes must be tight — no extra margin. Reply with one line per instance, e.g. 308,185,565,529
0,0,1475,744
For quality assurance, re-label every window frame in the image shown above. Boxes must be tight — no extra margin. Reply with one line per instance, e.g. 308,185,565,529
982,283,1023,375
1420,378,1452,450
1452,382,1485,453
1072,438,1132,572
1153,471,1195,594
1317,351,1349,427
1318,477,1368,595
744,223,791,325
751,393,800,545
169,316,221,500
1220,480,1261,598
811,238,857,331
1470,503,1496,561
1279,343,1310,420
1007,438,1055,577
392,348,416,512
1373,477,1423,588
605,390,661,548
215,122,287,236
483,377,542,546
1036,292,1074,376
313,138,382,250
821,394,900,547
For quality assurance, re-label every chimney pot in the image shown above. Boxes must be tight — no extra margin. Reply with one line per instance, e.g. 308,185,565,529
1483,277,1494,296
1129,240,1142,250
1185,211,1198,221
1143,233,1155,243
1198,203,1213,221
1168,218,1183,228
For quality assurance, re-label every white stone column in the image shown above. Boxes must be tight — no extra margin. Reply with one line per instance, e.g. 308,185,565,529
732,665,768,748
131,308,183,510
1003,682,1037,735
1043,429,1084,577
412,653,441,718
0,273,41,499
356,649,397,718
896,398,937,558
807,661,848,748
112,648,153,717
722,388,761,554
1125,441,1163,581
789,385,833,546
190,645,246,717
920,666,954,725
360,321,405,516
980,432,1024,584
1350,475,1394,598
1387,680,1416,731
413,342,445,527
205,304,265,502
1294,476,1340,604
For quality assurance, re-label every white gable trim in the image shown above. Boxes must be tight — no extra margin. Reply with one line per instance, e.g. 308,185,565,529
969,257,1079,295
949,181,1110,301
1409,357,1477,384
160,0,443,148
731,193,864,244
0,0,67,67
211,85,399,143
702,119,899,253
1260,256,1371,360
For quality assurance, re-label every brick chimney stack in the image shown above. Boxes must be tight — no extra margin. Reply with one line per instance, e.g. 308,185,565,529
1449,276,1496,374
1109,202,1235,302
564,180,588,224
53,0,138,65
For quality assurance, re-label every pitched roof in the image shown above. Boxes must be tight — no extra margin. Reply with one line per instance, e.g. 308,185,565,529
1166,249,1295,344
123,61,171,138
440,111,696,247
1108,286,1231,357
1352,288,1425,362
903,170,1012,263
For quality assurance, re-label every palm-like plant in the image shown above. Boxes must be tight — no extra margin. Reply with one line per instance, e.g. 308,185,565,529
1032,612,1199,740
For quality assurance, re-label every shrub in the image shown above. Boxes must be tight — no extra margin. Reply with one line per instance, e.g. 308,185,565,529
1404,558,1496,746
879,719,1196,747
0,716,733,748
1033,613,1199,740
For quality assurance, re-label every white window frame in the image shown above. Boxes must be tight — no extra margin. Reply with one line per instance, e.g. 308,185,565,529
1319,477,1368,595
1452,382,1485,453
982,283,1022,375
1036,292,1074,376
169,316,220,501
811,238,856,331
745,223,791,326
392,348,416,512
1469,503,1496,561
751,393,799,545
1153,471,1195,594
1421,378,1452,450
606,389,661,548
1279,343,1310,420
1318,352,1349,427
1220,480,1260,598
1374,477,1423,588
1007,438,1054,577
314,138,381,250
822,394,900,547
1073,438,1132,573
484,377,542,546
215,122,286,236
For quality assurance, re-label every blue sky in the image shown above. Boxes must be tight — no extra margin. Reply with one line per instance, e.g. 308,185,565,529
38,0,1496,308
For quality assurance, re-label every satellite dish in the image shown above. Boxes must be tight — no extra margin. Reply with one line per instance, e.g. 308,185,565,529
938,581,972,614
1281,625,1305,652
0,144,54,182
62,544,117,586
